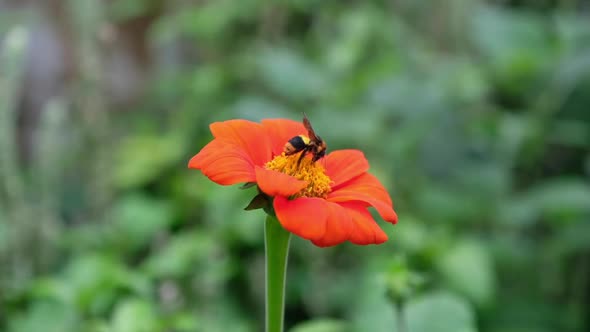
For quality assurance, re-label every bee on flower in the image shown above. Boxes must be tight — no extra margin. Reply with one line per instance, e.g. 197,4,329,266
188,114,398,247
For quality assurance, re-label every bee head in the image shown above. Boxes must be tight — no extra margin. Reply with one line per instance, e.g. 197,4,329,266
312,138,327,162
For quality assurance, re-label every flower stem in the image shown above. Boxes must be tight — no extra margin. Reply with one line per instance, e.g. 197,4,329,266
265,214,291,332
397,302,406,332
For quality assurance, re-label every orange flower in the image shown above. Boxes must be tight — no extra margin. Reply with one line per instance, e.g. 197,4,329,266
188,118,398,247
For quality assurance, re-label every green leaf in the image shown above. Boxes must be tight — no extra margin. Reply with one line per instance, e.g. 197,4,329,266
550,221,590,256
437,240,495,306
63,254,150,314
350,269,396,332
383,256,426,303
114,134,185,189
0,214,8,252
290,319,348,332
504,179,590,226
142,231,217,278
471,6,555,96
524,179,590,221
8,300,78,332
28,278,71,304
111,194,173,249
232,95,290,120
244,193,269,211
166,312,201,332
109,0,157,21
258,47,328,101
405,292,477,332
111,298,160,332
240,182,257,189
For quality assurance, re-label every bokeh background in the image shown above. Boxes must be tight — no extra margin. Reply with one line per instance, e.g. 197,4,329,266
1,0,590,331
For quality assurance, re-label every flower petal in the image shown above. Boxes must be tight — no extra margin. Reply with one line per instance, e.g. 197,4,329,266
188,139,256,185
261,119,307,156
311,202,352,247
324,150,370,189
340,202,388,245
255,166,308,197
210,119,272,166
274,196,328,242
328,173,398,223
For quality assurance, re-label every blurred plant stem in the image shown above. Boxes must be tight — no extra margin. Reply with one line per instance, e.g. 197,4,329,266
265,214,291,332
67,0,113,215
0,26,31,289
34,99,68,270
396,302,406,332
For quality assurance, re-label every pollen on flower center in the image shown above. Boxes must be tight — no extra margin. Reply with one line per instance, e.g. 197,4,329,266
265,153,332,198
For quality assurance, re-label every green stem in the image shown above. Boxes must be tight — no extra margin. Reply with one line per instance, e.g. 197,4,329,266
397,302,406,332
265,214,291,332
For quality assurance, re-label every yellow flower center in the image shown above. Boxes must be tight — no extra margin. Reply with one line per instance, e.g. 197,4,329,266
265,152,332,198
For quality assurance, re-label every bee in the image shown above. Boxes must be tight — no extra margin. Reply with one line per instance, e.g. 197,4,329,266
283,113,327,165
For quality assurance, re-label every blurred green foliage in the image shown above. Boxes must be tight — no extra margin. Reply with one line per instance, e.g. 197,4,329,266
1,0,590,331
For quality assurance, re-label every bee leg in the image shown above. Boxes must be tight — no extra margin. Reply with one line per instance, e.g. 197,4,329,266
296,149,308,168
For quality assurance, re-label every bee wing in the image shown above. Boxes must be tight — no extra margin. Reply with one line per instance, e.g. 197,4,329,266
302,113,319,141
